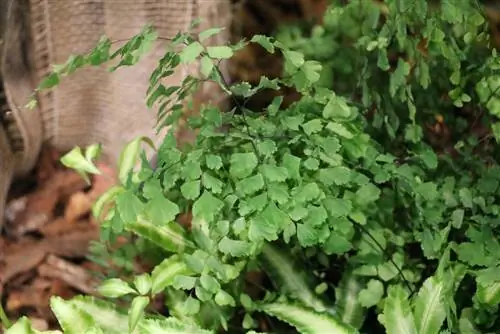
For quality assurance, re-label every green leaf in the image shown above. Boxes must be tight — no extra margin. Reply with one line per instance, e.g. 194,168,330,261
458,188,473,208
200,56,214,77
335,272,366,329
323,198,352,218
251,35,275,53
267,183,290,204
60,146,101,183
180,296,201,316
261,243,332,313
323,94,352,120
118,136,155,184
199,27,225,41
282,50,305,68
389,59,410,96
379,285,417,334
192,191,225,222
180,41,204,63
97,278,136,298
236,174,265,196
302,119,324,135
151,255,192,295
206,46,233,59
324,166,352,185
59,296,130,333
126,216,194,253
475,281,500,306
260,164,289,182
355,183,380,206
138,317,214,334
358,279,384,308
293,183,321,204
296,222,317,246
200,273,220,293
282,153,301,180
116,191,144,223
181,180,201,200
259,302,358,334
134,274,152,295
249,202,291,242
413,276,446,334
450,209,464,228
172,275,198,290
202,172,224,194
324,233,352,255
218,237,252,257
304,158,320,171
38,72,60,90
326,122,354,139
146,196,180,225
49,296,97,334
215,290,236,307
128,296,149,333
230,152,259,179
206,154,223,170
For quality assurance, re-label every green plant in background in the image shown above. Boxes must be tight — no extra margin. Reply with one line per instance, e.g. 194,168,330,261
3,0,500,333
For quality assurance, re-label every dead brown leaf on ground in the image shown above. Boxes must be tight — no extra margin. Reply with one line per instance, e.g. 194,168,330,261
0,146,115,330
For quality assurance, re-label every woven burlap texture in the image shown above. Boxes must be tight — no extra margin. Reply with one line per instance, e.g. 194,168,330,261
0,0,231,229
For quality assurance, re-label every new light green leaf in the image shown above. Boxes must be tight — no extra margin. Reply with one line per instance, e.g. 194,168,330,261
118,136,155,185
379,285,417,334
60,146,101,183
413,276,446,334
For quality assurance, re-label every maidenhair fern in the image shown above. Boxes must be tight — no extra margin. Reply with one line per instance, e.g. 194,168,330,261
3,0,500,333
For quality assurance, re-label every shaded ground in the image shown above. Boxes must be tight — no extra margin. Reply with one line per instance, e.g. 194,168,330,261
0,146,115,331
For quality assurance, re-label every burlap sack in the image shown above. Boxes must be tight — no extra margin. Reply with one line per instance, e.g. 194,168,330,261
0,0,232,230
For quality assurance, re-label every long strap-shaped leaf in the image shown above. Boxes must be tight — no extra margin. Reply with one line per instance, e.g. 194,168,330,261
258,301,358,334
413,276,446,334
260,243,334,314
